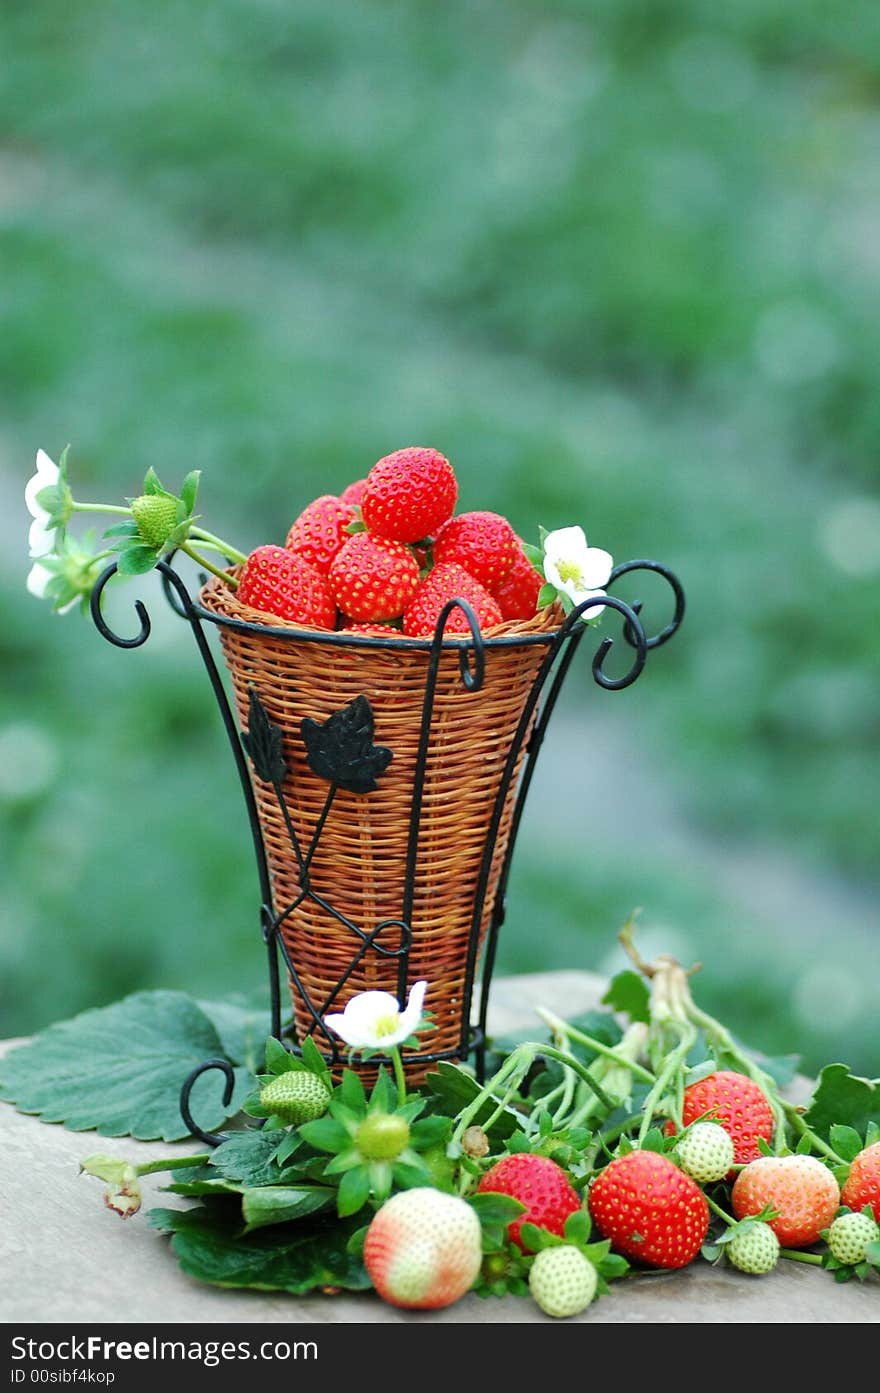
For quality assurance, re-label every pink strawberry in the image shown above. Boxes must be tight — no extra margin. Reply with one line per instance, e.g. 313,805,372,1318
732,1155,840,1248
364,1188,481,1309
361,447,457,544
340,478,368,507
433,511,517,590
286,494,356,575
328,532,420,621
589,1151,709,1269
477,1153,581,1253
842,1141,880,1218
491,542,543,621
403,562,502,637
237,545,336,628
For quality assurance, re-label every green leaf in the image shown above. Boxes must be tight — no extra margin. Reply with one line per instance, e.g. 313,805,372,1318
299,1116,351,1153
520,541,543,569
197,996,270,1072
564,1209,592,1245
795,1133,812,1155
116,543,159,576
803,1065,880,1142
424,1062,520,1141
538,525,549,547
537,582,558,608
391,1160,432,1189
179,470,201,515
339,1068,367,1111
242,1185,335,1233
641,1128,666,1154
337,1165,371,1217
263,1036,299,1075
865,1241,880,1267
301,1035,332,1089
142,466,174,497
829,1125,865,1163
468,1193,526,1226
102,521,140,538
866,1121,880,1148
0,990,250,1141
149,1205,370,1293
518,1222,558,1252
601,970,651,1024
210,1131,284,1187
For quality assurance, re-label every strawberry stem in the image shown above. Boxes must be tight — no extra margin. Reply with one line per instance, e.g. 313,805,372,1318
535,1008,656,1084
389,1046,408,1107
778,1248,823,1266
133,1153,210,1177
181,541,239,588
71,502,133,516
705,1193,736,1226
637,1021,697,1144
782,1101,847,1166
190,526,247,565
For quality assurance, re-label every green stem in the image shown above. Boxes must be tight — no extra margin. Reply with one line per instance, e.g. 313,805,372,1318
535,1008,656,1084
389,1047,407,1107
539,1044,615,1113
779,1248,824,1266
686,1002,789,1153
135,1153,209,1177
783,1103,847,1166
190,527,247,565
706,1194,736,1226
637,1022,697,1145
451,1046,533,1147
181,541,239,588
71,502,132,516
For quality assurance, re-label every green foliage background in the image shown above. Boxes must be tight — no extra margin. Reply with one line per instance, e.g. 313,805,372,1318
1,1,877,1073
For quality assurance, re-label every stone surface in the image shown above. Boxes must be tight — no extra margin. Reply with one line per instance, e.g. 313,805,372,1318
1,973,877,1324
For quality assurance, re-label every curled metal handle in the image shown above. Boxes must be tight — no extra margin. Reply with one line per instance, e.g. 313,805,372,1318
607,559,685,651
429,598,486,691
89,562,151,648
179,1057,236,1147
559,593,648,690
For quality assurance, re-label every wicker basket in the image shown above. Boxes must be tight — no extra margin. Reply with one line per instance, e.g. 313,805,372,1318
199,575,561,1078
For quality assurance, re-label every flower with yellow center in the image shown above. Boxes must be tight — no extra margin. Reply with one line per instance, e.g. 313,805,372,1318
542,525,612,616
324,981,428,1052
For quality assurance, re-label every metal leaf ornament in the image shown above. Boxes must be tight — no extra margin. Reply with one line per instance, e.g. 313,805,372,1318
241,687,287,785
301,695,392,794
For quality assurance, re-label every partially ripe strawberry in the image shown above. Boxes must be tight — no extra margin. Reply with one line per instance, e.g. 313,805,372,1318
364,1188,481,1309
403,562,502,637
362,447,457,544
528,1245,597,1318
827,1210,879,1266
727,1221,779,1274
238,545,336,628
286,494,356,575
340,478,368,507
841,1141,880,1219
732,1155,840,1248
589,1150,709,1269
667,1071,774,1170
433,511,517,590
328,532,420,621
477,1154,581,1253
492,542,543,622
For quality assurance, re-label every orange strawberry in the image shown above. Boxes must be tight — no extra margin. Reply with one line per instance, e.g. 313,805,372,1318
732,1155,840,1248
842,1141,880,1218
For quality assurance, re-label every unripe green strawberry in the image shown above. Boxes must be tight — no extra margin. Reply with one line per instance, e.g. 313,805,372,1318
355,1113,410,1160
827,1210,879,1266
259,1070,331,1125
678,1122,735,1185
727,1221,779,1274
528,1245,597,1318
131,494,180,550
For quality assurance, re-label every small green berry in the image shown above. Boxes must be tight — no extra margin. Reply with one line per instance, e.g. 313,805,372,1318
528,1245,597,1318
678,1122,735,1185
355,1113,410,1160
259,1070,331,1125
130,494,180,550
827,1211,879,1266
727,1221,779,1275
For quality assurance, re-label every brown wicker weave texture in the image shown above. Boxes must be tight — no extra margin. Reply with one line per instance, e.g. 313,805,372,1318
201,577,560,1080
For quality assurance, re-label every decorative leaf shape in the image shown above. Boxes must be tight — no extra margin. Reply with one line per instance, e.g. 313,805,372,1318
301,694,392,793
241,686,287,785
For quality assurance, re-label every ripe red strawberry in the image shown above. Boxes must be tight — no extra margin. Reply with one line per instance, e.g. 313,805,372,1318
364,1188,481,1309
589,1150,709,1269
665,1071,774,1170
361,447,457,544
492,541,543,622
286,494,356,575
732,1155,840,1248
340,478,368,507
477,1153,581,1253
339,622,404,637
328,532,420,621
403,562,502,637
841,1140,880,1218
433,511,518,590
238,545,336,628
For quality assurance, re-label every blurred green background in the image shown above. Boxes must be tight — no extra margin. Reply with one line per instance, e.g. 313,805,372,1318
1,1,878,1074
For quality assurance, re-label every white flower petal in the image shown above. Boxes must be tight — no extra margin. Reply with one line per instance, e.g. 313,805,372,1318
323,1010,370,1049
28,516,56,557
25,451,59,520
543,526,587,565
571,587,607,620
396,980,428,1038
27,562,52,599
580,547,613,589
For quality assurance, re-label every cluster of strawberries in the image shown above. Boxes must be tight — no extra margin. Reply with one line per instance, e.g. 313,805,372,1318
236,446,543,636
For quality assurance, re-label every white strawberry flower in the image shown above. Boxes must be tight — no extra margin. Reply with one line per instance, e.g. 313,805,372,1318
542,525,613,617
25,449,63,557
325,980,428,1052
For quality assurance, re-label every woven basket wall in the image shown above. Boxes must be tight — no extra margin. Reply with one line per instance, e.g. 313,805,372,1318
200,576,560,1079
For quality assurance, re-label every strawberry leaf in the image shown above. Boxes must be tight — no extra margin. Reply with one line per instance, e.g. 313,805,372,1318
803,1065,880,1142
601,970,651,1024
116,543,159,576
829,1124,865,1162
242,1184,335,1232
179,469,200,515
